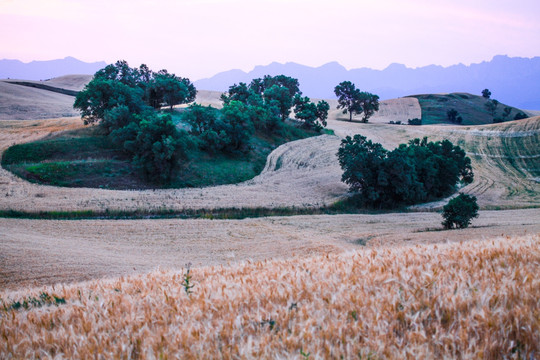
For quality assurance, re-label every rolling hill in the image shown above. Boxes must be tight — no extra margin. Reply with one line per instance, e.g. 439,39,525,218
0,75,92,120
407,92,529,125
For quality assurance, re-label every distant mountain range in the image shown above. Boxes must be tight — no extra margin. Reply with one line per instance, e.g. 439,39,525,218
2,55,539,109
0,57,106,81
195,55,540,110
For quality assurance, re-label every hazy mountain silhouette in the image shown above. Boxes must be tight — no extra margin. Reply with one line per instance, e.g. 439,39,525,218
195,55,540,110
0,57,106,81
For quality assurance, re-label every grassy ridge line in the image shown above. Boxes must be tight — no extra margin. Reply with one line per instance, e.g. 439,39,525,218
0,204,406,220
1,203,537,220
2,81,79,97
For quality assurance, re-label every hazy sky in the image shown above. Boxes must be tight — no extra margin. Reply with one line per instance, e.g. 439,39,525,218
1,0,539,80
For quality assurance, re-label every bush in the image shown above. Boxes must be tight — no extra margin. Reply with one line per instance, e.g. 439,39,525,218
117,113,188,183
442,193,479,229
514,112,528,120
408,118,422,126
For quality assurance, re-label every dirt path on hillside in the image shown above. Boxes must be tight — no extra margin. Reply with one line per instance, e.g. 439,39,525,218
1,209,538,290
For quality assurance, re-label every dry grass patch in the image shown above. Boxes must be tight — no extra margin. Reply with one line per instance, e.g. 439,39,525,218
1,234,538,359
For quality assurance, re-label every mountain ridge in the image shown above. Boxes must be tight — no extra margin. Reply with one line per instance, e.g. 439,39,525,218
0,57,107,81
195,55,540,109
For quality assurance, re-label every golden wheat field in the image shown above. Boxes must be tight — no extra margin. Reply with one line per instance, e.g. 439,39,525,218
1,234,538,359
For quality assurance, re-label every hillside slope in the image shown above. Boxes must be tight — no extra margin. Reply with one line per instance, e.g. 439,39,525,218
408,92,529,125
1,234,538,358
0,81,80,120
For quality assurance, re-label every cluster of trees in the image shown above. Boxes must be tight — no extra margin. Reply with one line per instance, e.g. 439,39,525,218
74,64,329,182
220,75,330,131
74,61,196,183
334,81,379,122
337,135,473,208
180,75,330,153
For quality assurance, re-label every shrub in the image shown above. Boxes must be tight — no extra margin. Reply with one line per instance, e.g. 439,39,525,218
514,112,528,120
442,193,479,229
408,118,422,126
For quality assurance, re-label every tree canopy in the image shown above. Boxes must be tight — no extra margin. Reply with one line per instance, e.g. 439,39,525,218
293,95,329,131
442,193,479,229
74,60,196,129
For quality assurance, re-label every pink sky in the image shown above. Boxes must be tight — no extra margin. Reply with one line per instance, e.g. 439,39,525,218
1,0,539,80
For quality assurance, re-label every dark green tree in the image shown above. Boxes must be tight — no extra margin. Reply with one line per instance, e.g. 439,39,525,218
126,113,186,183
220,82,252,105
246,95,281,132
338,136,473,208
182,103,219,135
404,137,473,198
485,99,499,118
256,75,301,99
514,112,528,120
481,89,491,99
334,81,362,121
442,193,479,229
446,109,463,124
147,71,196,110
337,135,388,205
502,106,512,121
264,85,294,121
74,78,147,128
293,95,329,131
357,91,380,123
219,100,254,152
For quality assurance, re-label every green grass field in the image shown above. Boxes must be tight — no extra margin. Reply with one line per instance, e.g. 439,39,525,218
408,93,525,125
1,112,319,190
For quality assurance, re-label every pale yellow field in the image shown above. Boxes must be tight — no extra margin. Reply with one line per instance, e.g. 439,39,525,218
1,234,538,359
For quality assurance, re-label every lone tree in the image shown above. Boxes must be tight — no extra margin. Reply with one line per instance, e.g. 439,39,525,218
481,89,491,99
442,193,479,229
